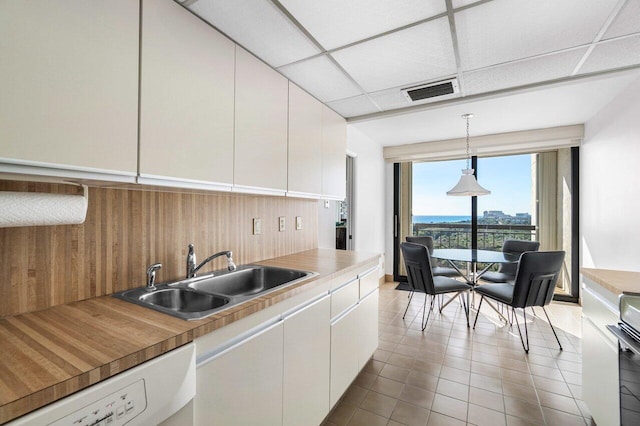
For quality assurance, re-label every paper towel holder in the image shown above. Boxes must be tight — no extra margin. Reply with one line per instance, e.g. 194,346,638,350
0,183,89,228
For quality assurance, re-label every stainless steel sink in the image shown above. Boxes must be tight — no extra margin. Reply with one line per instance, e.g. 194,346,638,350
114,286,230,320
113,265,317,320
189,265,313,297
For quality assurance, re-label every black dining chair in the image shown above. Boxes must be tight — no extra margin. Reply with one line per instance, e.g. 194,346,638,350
473,250,565,353
400,242,472,330
480,239,541,283
405,236,458,277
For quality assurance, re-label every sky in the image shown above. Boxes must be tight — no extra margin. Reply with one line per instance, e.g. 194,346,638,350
411,154,533,216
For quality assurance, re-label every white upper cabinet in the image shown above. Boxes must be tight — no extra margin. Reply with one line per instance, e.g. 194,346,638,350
234,47,288,195
287,83,323,198
139,0,235,190
321,106,347,200
0,0,139,180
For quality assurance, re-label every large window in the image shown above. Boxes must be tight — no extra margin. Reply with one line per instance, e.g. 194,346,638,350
394,150,578,301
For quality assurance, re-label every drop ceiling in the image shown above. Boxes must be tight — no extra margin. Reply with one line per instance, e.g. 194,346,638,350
182,0,640,144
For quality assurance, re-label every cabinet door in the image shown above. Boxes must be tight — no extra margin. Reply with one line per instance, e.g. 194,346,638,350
283,295,330,426
321,105,347,200
287,83,322,197
195,321,284,426
330,305,360,408
356,289,379,368
0,0,138,176
234,47,288,194
583,317,620,426
139,0,234,188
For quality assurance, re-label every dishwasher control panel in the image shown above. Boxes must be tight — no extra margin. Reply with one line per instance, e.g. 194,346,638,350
49,379,147,426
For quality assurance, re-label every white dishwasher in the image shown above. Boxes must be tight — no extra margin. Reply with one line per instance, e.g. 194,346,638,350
9,343,196,426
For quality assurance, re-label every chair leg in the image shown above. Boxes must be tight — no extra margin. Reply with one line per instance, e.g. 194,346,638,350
472,295,485,329
514,308,530,353
459,292,470,327
402,290,414,319
421,294,435,331
541,306,563,351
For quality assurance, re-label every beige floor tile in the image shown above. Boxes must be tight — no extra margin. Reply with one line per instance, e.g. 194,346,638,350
436,378,469,401
353,371,377,388
380,364,412,382
537,389,582,416
469,387,504,412
431,394,468,421
468,403,507,426
541,407,587,425
405,370,439,392
390,400,430,426
504,396,545,425
326,401,358,426
359,390,398,418
341,385,368,407
532,375,572,397
346,408,389,426
398,384,435,410
439,365,471,385
369,375,405,399
388,352,417,369
426,411,466,426
470,372,503,394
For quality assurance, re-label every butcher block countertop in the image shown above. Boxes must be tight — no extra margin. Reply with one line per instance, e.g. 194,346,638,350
0,249,380,424
581,267,640,296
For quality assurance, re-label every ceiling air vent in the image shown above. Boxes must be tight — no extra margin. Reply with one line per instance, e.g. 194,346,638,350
402,78,459,102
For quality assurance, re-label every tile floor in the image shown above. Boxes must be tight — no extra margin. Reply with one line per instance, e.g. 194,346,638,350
323,282,590,426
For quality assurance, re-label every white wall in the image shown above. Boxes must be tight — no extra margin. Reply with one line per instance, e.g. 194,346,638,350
318,126,386,271
581,75,640,271
348,127,386,264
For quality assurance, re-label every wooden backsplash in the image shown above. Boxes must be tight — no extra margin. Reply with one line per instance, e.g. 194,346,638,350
0,181,318,318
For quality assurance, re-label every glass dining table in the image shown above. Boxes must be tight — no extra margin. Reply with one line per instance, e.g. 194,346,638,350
431,248,520,286
431,248,520,317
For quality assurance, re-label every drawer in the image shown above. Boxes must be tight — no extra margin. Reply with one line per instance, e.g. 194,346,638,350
326,272,358,292
331,279,358,320
582,283,619,345
359,267,379,299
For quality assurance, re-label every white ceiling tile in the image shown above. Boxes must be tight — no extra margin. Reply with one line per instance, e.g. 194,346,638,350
326,95,380,118
603,0,640,40
367,87,411,111
188,0,320,67
331,19,457,93
463,48,588,95
455,0,619,71
452,0,487,9
279,0,446,50
278,55,362,102
578,35,640,74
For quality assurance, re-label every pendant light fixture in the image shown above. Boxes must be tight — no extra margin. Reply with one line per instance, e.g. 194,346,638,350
446,113,491,197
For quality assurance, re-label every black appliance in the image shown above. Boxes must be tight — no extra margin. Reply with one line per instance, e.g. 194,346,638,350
607,294,640,425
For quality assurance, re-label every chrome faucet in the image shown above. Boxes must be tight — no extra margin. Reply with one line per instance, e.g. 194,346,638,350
146,263,162,292
186,243,237,279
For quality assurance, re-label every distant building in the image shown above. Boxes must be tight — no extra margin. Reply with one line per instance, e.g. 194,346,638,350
483,210,508,218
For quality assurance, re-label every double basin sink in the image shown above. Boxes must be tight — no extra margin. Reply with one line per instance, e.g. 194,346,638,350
114,265,317,320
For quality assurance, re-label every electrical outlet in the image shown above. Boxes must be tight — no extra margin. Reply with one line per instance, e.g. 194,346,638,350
279,216,285,232
295,216,302,230
324,200,330,208
253,218,261,235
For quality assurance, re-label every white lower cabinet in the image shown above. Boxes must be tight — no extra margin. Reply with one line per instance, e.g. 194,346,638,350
582,280,620,426
193,263,379,425
195,320,284,426
283,295,331,426
356,289,379,368
330,303,361,408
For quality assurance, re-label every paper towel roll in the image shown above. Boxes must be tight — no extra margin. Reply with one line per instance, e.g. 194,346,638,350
0,188,88,228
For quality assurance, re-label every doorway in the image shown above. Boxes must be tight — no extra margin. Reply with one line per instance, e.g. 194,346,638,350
336,155,355,250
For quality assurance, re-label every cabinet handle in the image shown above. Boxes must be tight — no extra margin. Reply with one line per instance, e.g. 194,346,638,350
196,317,282,367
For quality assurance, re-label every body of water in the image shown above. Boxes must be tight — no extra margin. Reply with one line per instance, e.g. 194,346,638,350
413,215,472,224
